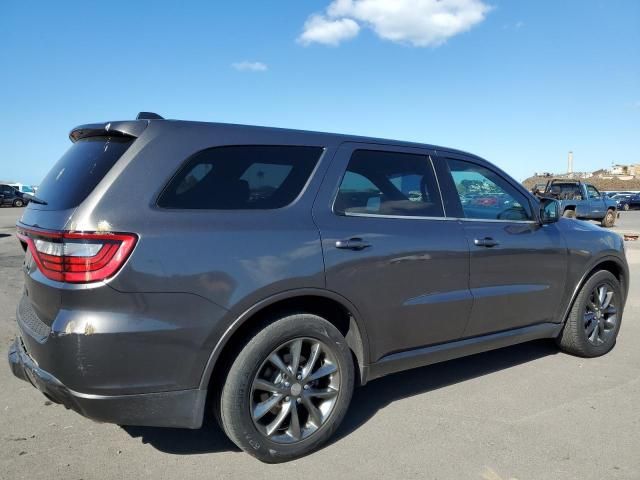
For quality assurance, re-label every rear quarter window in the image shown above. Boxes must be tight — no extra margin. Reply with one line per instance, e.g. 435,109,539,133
158,145,323,209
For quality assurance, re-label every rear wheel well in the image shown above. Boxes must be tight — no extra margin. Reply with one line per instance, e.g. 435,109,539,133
209,295,367,400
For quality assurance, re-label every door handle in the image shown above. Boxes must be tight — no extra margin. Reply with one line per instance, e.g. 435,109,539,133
474,237,499,248
335,238,371,251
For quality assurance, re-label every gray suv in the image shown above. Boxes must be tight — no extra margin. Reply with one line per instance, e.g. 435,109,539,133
8,113,629,462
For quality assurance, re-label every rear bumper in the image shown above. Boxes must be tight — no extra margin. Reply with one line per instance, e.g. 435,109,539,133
8,337,206,428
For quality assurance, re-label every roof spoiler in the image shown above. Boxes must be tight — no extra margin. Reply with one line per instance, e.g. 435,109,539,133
69,112,164,142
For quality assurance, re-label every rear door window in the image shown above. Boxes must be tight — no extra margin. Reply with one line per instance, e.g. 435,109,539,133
158,145,323,209
35,136,133,210
334,150,444,218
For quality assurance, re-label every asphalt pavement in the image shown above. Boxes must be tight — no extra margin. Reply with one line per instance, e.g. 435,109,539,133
1,206,639,480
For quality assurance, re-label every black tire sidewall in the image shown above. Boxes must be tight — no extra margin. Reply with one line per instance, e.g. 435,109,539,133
14,199,23,207
573,271,623,356
220,314,355,463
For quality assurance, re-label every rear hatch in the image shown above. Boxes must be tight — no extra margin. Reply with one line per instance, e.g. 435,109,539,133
17,121,145,336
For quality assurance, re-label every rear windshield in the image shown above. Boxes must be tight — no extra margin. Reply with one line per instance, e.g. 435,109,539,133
35,136,133,210
158,145,323,209
548,183,582,198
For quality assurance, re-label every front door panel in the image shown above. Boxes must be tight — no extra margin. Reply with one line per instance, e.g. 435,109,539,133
461,221,567,336
438,154,568,338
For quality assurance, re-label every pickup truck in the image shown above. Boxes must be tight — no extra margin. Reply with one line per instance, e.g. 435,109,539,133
538,179,618,227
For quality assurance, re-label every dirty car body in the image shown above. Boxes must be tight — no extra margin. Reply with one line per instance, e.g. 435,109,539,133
8,115,629,457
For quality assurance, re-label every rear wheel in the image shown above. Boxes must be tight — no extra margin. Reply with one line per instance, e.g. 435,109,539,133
557,270,623,357
219,313,355,462
563,209,576,219
13,199,24,207
601,209,616,227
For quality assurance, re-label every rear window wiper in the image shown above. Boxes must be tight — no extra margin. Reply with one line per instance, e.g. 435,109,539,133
27,195,48,205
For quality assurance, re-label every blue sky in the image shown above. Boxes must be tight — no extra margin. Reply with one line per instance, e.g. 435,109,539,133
1,0,638,184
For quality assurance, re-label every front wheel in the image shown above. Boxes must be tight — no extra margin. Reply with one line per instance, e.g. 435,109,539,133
563,209,576,219
601,209,616,228
13,199,24,207
557,270,623,357
623,204,630,211
219,313,355,463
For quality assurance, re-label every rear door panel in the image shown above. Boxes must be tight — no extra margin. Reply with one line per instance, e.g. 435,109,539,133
312,143,471,362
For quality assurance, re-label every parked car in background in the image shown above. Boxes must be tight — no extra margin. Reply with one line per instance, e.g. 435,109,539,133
612,194,632,211
540,179,618,227
0,183,30,207
9,183,37,195
628,193,640,209
9,114,630,462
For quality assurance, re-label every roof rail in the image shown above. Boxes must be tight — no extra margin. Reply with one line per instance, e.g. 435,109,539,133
136,112,164,120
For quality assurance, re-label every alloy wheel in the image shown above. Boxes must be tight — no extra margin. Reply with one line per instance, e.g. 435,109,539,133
250,337,340,444
583,283,618,345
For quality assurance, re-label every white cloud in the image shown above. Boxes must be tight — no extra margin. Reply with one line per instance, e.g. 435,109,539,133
298,0,492,47
231,61,268,72
298,14,360,46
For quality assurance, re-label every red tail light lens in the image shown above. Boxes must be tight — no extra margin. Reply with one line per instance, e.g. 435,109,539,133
16,227,137,283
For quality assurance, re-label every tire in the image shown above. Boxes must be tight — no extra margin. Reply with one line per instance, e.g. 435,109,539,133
623,204,629,211
601,209,616,228
563,209,576,219
219,313,355,463
13,199,24,207
556,270,623,357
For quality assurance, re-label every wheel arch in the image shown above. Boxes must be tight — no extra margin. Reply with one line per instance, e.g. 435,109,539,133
560,255,628,324
199,288,371,391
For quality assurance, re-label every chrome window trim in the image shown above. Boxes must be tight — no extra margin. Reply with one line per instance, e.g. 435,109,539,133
343,212,454,221
343,211,538,224
456,217,537,224
428,155,447,216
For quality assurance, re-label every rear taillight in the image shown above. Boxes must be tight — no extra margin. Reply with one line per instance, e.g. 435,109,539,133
16,227,137,283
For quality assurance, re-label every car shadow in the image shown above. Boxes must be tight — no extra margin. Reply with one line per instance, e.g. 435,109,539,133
123,418,241,455
122,340,558,455
331,339,558,444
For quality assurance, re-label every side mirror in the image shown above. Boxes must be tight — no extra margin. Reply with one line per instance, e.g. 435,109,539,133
539,197,560,224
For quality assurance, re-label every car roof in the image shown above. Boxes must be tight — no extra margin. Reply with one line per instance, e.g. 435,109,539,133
72,117,485,162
